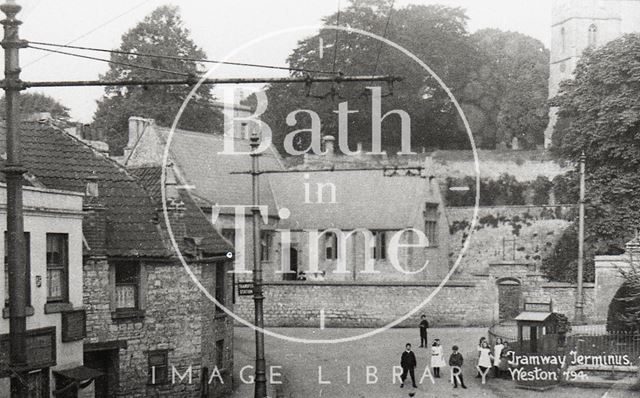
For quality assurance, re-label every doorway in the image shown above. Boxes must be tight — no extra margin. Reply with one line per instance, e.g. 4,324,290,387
283,247,298,281
497,279,522,321
84,348,119,398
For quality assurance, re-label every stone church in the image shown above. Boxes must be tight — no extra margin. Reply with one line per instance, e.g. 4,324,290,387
545,0,640,147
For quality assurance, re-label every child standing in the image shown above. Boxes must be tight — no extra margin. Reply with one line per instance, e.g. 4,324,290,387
448,345,467,389
430,339,446,378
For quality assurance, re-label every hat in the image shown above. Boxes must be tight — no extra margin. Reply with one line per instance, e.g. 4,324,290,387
452,345,459,351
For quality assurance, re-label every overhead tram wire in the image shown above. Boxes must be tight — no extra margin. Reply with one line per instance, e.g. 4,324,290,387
23,0,153,68
27,45,192,77
371,0,395,78
28,41,340,76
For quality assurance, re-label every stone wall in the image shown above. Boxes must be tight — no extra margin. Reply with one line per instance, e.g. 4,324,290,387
84,258,234,397
234,263,597,329
235,280,496,328
447,205,574,275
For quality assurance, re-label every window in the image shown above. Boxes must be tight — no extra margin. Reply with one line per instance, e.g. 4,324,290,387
372,231,386,260
260,231,273,262
215,263,225,311
4,232,31,306
148,350,168,384
46,233,68,302
588,24,598,47
215,339,225,369
424,203,439,247
115,263,139,310
324,232,338,260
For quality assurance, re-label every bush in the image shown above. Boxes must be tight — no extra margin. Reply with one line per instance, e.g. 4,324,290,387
607,269,640,332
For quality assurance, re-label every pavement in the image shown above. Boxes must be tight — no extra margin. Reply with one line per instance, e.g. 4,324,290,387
231,326,638,398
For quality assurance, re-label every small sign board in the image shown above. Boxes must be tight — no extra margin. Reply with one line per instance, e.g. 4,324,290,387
62,309,86,342
0,327,56,376
237,282,254,296
524,300,553,313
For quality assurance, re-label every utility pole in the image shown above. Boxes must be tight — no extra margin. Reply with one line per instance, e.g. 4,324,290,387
575,151,586,324
250,131,267,398
0,0,28,397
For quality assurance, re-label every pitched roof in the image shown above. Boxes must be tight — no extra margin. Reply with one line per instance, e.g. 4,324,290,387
129,165,231,255
270,169,441,230
0,121,227,258
154,126,283,214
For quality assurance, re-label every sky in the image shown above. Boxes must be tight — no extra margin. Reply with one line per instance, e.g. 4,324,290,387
5,0,552,122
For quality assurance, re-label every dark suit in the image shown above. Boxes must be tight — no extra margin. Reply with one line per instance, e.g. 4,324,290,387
419,319,429,347
400,350,417,386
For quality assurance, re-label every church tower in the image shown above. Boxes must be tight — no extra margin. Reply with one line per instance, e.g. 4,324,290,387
545,0,640,147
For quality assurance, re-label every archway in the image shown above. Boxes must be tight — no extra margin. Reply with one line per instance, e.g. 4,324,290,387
497,277,522,321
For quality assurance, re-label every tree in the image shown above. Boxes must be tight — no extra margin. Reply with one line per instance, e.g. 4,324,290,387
459,29,549,149
607,267,640,332
253,0,480,156
0,92,70,120
92,5,222,155
552,33,640,256
545,34,640,281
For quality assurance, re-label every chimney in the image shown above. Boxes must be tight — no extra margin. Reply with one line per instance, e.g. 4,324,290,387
323,135,335,157
82,174,106,257
124,116,153,157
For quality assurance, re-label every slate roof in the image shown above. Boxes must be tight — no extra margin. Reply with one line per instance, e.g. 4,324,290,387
154,126,283,214
129,165,231,255
270,170,440,230
0,121,227,258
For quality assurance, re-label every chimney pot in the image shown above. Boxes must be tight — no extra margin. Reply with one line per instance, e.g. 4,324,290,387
322,135,335,157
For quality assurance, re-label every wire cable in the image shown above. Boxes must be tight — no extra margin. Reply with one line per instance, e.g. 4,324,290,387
371,0,395,78
331,0,342,74
23,0,153,68
27,45,192,78
28,40,339,76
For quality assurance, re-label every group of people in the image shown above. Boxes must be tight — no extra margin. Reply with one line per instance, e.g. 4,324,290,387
398,315,513,390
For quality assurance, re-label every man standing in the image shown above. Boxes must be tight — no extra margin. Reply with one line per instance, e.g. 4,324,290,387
400,343,418,388
419,315,429,347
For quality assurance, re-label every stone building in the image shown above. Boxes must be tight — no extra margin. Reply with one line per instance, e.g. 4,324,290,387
1,121,234,397
545,0,640,146
0,175,89,397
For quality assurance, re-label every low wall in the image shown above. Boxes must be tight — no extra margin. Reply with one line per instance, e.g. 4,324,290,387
235,280,497,328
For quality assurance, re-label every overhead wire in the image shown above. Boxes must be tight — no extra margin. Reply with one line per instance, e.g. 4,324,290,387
28,40,339,75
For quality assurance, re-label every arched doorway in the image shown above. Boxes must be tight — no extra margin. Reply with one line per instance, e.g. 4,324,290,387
497,278,522,321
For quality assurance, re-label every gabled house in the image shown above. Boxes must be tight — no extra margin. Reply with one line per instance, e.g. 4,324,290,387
0,121,234,397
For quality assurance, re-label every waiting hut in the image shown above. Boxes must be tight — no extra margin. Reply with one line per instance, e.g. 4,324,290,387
514,299,562,353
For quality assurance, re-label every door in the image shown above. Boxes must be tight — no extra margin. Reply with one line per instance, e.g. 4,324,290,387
283,248,298,281
84,350,118,398
498,279,522,321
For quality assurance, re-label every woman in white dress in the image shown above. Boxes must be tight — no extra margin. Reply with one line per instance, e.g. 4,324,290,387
430,339,446,378
492,338,504,377
477,340,493,384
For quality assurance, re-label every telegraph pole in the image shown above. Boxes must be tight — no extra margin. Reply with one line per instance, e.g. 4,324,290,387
1,0,28,396
250,131,267,398
575,151,586,324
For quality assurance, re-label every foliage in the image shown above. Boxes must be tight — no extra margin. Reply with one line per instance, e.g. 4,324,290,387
553,312,572,334
463,29,549,149
445,173,555,206
607,267,640,332
0,92,70,120
92,5,222,155
540,223,595,283
251,1,548,156
550,34,640,279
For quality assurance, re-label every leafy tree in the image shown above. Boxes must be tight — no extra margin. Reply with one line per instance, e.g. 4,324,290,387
460,29,549,149
254,0,480,156
92,5,222,155
551,33,640,264
607,267,640,332
0,92,70,120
